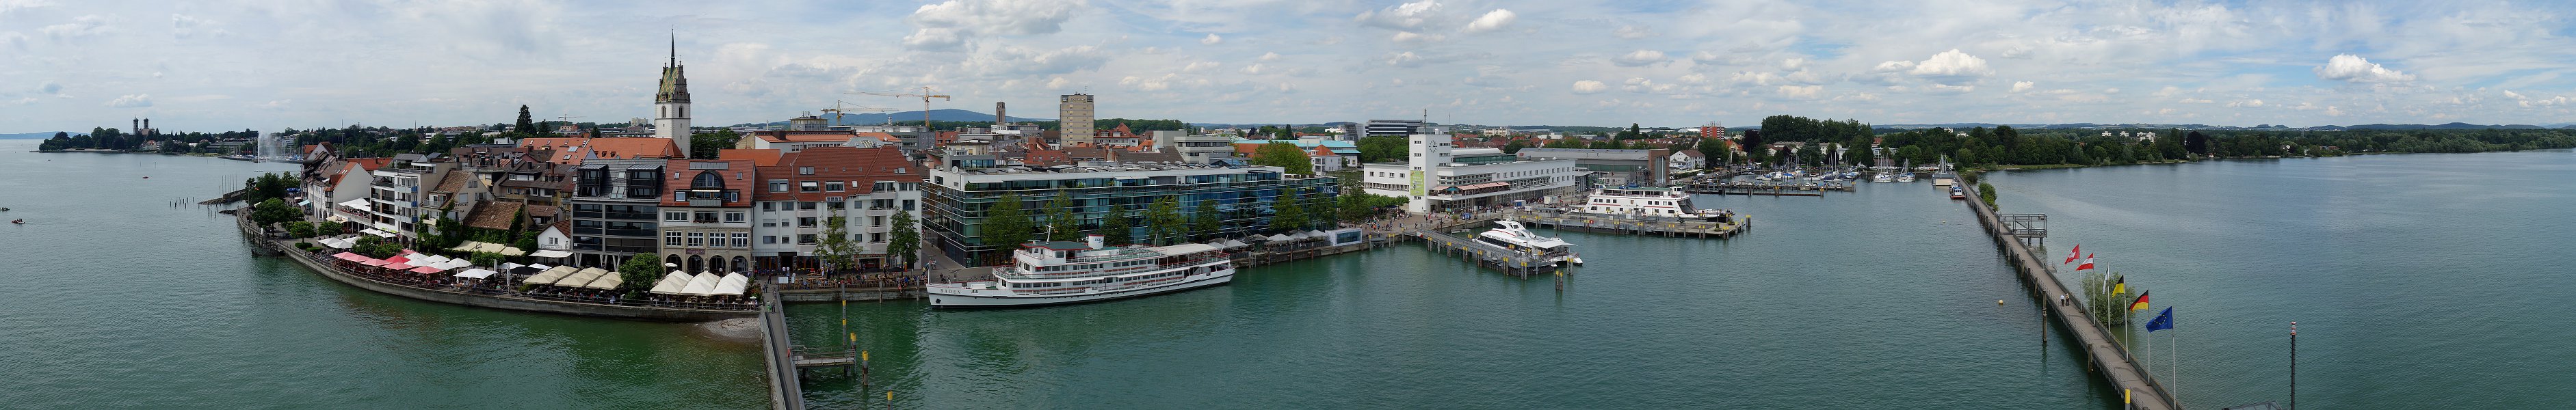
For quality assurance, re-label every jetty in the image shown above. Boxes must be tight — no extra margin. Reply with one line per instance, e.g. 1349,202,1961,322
1410,229,1560,278
1680,180,1855,195
1960,183,2181,409
756,289,808,410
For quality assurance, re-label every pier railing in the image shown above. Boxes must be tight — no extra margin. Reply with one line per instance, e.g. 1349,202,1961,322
1960,183,2181,409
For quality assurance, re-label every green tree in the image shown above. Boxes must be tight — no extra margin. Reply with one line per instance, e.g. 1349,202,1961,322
1144,196,1185,245
689,129,743,159
1270,187,1307,232
1977,182,1998,210
250,198,300,225
287,221,316,238
1252,141,1315,175
886,210,921,269
1099,208,1134,246
1695,138,1729,169
1501,139,1532,154
1189,199,1222,241
1356,135,1410,163
814,207,858,272
977,193,1034,262
514,105,537,135
1042,195,1080,241
618,253,663,297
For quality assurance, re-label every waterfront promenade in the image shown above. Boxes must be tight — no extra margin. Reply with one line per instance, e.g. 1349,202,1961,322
1960,183,2180,409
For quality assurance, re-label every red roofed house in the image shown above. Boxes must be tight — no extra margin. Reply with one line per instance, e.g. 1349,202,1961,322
656,158,759,273
517,137,682,165
748,146,925,271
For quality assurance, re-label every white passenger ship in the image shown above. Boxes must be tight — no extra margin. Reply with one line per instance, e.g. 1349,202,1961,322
928,235,1235,308
1475,220,1582,266
1574,187,1735,221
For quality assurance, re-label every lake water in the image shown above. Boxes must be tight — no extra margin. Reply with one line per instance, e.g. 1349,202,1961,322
13,137,2554,409
1985,150,2576,409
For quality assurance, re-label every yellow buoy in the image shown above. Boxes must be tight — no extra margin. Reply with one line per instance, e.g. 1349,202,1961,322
1997,299,2006,305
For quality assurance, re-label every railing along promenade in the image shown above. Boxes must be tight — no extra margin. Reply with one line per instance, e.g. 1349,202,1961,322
1960,183,2181,409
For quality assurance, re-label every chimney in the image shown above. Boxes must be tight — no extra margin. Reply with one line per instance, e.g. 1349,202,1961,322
995,102,1006,125
1087,234,1105,249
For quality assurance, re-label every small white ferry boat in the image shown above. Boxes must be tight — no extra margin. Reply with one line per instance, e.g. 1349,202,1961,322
1575,187,1735,221
1475,220,1582,266
928,235,1235,308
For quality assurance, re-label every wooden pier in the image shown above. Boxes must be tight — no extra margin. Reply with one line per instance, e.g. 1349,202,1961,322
1961,183,2181,409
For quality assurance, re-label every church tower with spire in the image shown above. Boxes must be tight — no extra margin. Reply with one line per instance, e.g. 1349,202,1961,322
654,33,694,157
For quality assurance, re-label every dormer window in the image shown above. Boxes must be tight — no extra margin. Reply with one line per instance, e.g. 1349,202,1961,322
798,167,815,175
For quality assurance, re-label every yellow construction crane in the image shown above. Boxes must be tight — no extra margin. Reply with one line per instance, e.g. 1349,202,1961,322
819,100,897,126
846,87,951,132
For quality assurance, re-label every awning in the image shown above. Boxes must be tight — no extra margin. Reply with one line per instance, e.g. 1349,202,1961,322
582,273,623,290
359,260,390,266
496,247,526,256
681,272,722,297
324,215,348,223
332,251,365,261
322,238,354,249
557,268,607,287
408,266,444,274
529,249,573,258
298,200,311,206
648,273,692,295
454,269,499,279
384,255,411,264
382,262,415,270
523,266,576,285
449,241,482,252
711,273,751,296
337,199,371,210
363,229,395,238
410,255,451,266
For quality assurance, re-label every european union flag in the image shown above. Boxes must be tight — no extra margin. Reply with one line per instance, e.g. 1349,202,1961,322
2144,307,2174,332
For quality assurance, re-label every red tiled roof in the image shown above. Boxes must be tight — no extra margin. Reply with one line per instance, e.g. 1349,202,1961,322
464,201,523,230
718,148,782,166
751,146,922,202
517,137,680,165
661,159,759,207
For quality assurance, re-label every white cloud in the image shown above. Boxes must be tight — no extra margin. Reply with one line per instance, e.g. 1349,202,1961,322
105,94,149,107
1613,25,1654,40
1355,1,1442,30
1462,9,1516,33
1199,33,1222,44
1391,31,1443,42
1257,52,1280,62
41,14,112,40
1610,50,1666,66
2324,105,2344,116
1239,64,1267,74
903,0,1083,51
1183,61,1220,72
1777,85,1822,99
2225,99,2264,108
2179,98,2214,104
1905,49,1992,80
2314,54,2414,83
2010,81,2034,93
1571,80,1607,94
1386,51,1425,67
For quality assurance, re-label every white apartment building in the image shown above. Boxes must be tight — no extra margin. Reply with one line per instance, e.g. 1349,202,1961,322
1361,133,1584,213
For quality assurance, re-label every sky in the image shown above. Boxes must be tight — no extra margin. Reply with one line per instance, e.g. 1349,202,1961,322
5,0,2576,134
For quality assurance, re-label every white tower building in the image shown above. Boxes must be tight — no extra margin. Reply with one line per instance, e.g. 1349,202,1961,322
654,36,694,157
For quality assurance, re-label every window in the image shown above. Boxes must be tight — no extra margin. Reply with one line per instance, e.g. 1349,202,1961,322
685,232,704,247
825,182,845,192
797,234,816,245
870,232,884,243
826,200,845,210
694,212,718,223
665,212,686,221
872,199,895,209
724,212,746,223
798,217,817,228
871,215,884,227
760,202,774,212
800,181,819,192
763,236,777,244
798,202,816,210
732,232,749,247
901,200,915,211
768,180,789,193
664,232,682,247
798,167,814,175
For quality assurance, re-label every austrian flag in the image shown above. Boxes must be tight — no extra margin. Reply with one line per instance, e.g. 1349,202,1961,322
2076,254,2096,271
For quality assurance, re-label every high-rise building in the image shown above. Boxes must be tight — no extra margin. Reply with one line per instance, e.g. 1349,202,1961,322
654,36,694,158
1059,94,1094,146
1365,120,1426,138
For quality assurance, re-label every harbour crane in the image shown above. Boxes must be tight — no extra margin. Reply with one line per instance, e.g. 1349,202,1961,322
819,100,897,126
845,87,951,132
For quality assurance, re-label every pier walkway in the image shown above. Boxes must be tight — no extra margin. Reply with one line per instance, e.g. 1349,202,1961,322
1960,183,2180,409
755,283,806,410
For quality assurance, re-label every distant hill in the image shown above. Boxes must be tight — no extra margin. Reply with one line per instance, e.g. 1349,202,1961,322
0,132,74,139
734,109,1053,128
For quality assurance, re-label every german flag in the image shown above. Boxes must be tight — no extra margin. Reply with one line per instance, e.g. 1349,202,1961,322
2129,291,2151,311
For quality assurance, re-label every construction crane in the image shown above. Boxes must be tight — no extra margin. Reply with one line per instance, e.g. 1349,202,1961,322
819,100,897,126
845,87,951,132
553,115,586,135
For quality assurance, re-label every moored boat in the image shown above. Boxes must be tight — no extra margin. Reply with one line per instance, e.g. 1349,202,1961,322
1475,220,1580,266
1573,187,1735,221
928,235,1235,308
